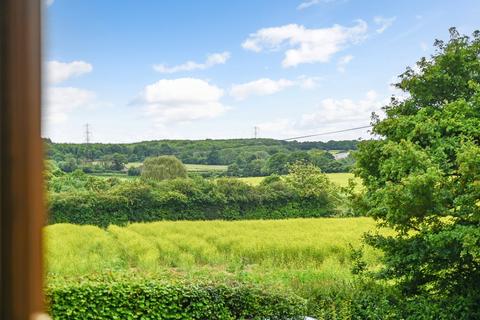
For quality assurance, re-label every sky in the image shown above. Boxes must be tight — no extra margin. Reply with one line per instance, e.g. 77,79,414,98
43,0,480,143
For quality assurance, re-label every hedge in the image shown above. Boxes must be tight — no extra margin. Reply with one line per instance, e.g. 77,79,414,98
46,279,307,319
48,175,340,227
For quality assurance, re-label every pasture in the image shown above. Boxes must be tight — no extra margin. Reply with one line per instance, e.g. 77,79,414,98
126,162,228,172
238,173,359,188
45,217,381,296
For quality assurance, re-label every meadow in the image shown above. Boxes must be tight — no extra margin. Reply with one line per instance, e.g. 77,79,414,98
45,217,382,297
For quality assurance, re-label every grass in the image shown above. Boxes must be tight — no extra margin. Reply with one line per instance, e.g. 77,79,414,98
184,164,228,172
239,173,360,188
45,218,382,297
126,162,228,172
237,176,265,185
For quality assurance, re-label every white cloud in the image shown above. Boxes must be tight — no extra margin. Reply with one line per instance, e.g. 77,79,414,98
44,87,96,123
297,0,336,10
46,60,93,84
153,52,230,73
45,0,54,6
257,90,385,139
297,75,322,89
230,78,295,100
242,20,368,67
230,76,320,100
337,54,353,72
138,78,227,124
300,90,383,128
374,16,396,34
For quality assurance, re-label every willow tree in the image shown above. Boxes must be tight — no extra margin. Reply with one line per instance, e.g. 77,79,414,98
141,156,187,181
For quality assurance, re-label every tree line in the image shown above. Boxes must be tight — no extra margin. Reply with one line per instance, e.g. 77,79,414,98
44,138,358,176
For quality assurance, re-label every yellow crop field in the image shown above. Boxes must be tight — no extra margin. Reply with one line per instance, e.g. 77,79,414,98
44,218,381,295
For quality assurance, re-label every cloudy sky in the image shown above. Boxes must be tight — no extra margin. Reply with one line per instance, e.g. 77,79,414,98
43,0,480,143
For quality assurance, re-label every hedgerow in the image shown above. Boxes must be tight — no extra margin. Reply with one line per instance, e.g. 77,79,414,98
46,278,307,319
47,164,343,227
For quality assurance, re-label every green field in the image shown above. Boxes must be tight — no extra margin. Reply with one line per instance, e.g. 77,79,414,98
126,162,228,172
45,218,381,297
184,163,228,172
238,173,359,188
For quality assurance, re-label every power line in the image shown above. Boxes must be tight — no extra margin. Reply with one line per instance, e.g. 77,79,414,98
283,125,372,141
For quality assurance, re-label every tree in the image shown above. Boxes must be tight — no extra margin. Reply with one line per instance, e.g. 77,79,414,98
354,28,480,312
286,162,339,209
141,156,187,181
58,155,78,173
110,153,127,171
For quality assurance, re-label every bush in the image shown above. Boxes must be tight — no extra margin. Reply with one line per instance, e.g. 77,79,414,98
46,278,307,320
127,166,141,176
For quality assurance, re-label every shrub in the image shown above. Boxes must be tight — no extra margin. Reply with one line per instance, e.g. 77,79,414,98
127,166,141,176
46,278,307,320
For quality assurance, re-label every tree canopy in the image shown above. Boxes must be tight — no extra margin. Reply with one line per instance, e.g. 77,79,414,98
355,28,480,313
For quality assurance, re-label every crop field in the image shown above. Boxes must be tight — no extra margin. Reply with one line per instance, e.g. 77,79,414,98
45,217,382,296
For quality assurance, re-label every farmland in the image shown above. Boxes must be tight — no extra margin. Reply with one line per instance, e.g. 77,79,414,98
238,172,358,188
45,217,382,297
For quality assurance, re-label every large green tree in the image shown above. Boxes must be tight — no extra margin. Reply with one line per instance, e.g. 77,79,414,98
355,28,480,313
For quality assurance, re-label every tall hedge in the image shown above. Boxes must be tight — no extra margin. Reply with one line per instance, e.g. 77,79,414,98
48,170,341,227
47,279,306,319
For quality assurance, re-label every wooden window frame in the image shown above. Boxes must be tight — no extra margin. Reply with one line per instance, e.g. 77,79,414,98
1,0,46,319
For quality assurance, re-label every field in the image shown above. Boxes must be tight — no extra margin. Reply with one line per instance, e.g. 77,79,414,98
126,162,228,172
238,172,359,188
45,217,382,297
185,163,228,172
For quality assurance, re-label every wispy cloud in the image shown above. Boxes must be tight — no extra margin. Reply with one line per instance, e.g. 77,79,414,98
230,76,320,101
257,90,385,139
153,52,230,74
45,87,96,123
46,60,93,84
230,78,295,101
337,54,354,72
297,0,337,10
242,20,368,68
374,16,396,34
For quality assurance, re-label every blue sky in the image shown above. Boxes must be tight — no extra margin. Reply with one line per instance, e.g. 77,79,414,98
43,0,480,143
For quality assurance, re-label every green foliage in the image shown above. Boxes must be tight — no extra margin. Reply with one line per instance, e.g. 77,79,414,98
47,278,306,320
141,155,187,181
286,162,340,214
45,138,358,165
354,28,480,315
45,138,358,176
48,164,345,226
127,165,141,176
45,219,383,318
